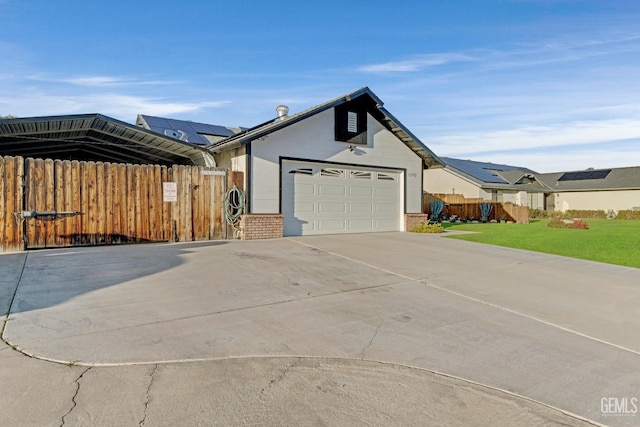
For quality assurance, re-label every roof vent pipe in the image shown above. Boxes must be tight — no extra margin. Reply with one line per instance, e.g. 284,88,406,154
276,105,289,120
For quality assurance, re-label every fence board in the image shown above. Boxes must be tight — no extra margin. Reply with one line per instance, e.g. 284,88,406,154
62,160,73,246
96,162,106,244
24,159,39,248
204,170,213,240
139,165,149,241
71,161,81,245
161,166,171,241
87,161,99,245
43,159,55,247
117,163,128,243
175,165,188,242
4,157,23,251
0,157,5,252
54,160,64,247
191,167,209,240
104,163,114,244
126,164,136,242
152,165,163,241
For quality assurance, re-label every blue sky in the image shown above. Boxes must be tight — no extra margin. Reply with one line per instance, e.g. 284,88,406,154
1,0,639,172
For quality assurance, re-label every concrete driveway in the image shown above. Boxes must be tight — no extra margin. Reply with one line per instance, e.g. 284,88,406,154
1,232,639,426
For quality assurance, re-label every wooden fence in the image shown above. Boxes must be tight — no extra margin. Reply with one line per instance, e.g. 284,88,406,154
425,193,530,224
0,156,23,252
1,155,231,253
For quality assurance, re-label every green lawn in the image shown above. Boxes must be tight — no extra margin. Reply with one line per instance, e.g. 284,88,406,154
441,219,640,268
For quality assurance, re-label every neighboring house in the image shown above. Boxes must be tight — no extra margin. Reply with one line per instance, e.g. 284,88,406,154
536,167,640,213
423,157,640,213
423,157,548,209
207,87,443,236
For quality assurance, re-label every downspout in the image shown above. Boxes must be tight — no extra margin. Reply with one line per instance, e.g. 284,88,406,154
245,141,252,214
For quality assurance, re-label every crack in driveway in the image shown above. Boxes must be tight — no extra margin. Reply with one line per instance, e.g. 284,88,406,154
361,320,383,360
261,357,302,394
139,364,158,426
60,366,91,427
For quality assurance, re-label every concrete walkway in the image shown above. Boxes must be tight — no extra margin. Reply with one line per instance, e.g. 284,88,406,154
1,232,639,426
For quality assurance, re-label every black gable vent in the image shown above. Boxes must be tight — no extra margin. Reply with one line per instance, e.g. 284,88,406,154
334,97,369,145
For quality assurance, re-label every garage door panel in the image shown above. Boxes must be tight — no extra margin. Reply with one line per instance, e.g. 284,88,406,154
318,184,347,196
349,203,374,214
375,219,399,228
349,185,374,197
295,202,316,213
376,203,398,214
349,219,375,230
318,219,347,232
283,161,401,236
376,187,398,197
295,183,316,195
319,202,347,213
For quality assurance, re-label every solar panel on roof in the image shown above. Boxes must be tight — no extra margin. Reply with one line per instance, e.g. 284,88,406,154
140,115,234,146
558,169,611,181
444,158,508,184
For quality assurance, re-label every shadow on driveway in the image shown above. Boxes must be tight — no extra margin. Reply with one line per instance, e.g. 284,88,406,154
0,241,227,317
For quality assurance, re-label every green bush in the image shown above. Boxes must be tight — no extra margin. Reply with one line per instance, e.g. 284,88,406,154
530,209,610,219
565,209,607,219
411,222,445,233
616,210,640,220
529,209,554,219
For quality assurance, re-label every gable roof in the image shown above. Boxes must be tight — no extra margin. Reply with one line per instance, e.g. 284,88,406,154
136,115,240,146
441,157,544,190
0,114,215,166
536,166,640,191
207,87,443,168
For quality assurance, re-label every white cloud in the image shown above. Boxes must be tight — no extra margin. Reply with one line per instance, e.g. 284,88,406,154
0,92,230,122
62,76,128,86
358,53,475,73
470,149,640,174
428,118,640,156
25,74,183,87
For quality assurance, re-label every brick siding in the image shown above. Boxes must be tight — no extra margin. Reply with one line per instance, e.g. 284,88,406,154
239,214,284,240
404,213,429,231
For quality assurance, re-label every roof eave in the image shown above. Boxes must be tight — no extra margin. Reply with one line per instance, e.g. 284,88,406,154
208,87,444,169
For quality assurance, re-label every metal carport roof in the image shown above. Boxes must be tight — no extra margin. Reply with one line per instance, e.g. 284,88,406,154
0,114,215,166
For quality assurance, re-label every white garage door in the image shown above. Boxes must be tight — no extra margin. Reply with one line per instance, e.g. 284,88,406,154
282,161,402,236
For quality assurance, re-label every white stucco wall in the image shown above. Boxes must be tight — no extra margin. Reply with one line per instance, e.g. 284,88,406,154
529,192,544,209
554,190,640,212
423,168,488,199
248,109,424,215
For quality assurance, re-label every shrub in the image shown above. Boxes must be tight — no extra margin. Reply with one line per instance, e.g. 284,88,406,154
411,222,445,233
531,209,612,220
529,209,552,219
565,209,606,219
548,218,589,229
616,210,640,220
